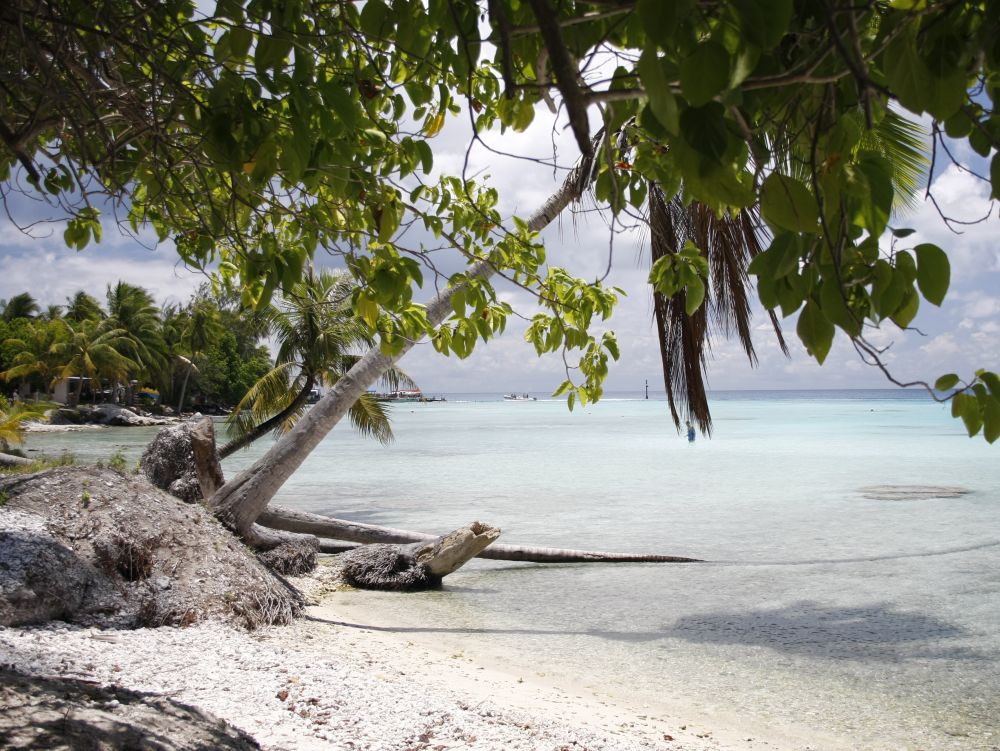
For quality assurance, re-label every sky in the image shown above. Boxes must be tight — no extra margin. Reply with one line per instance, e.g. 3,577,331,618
1,104,998,396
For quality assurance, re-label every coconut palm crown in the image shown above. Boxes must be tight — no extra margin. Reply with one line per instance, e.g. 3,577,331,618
221,268,415,458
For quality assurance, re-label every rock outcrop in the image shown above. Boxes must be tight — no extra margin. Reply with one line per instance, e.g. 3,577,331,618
140,417,224,504
48,404,174,427
0,467,302,629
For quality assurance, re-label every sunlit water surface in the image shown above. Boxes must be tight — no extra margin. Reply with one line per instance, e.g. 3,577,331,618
23,390,1000,749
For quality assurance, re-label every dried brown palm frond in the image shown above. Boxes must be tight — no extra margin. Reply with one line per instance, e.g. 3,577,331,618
648,183,788,435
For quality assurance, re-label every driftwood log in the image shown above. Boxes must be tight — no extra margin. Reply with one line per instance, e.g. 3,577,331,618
0,452,33,468
140,421,701,584
259,506,702,563
339,522,500,590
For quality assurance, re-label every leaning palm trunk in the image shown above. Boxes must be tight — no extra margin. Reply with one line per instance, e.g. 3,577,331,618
219,374,316,459
259,506,700,563
176,360,195,414
210,160,594,544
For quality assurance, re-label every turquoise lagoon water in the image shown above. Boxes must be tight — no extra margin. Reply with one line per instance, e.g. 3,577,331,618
22,391,1000,749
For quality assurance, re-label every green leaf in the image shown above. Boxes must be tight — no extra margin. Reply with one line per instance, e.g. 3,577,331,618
761,174,819,234
856,152,894,238
885,32,930,114
889,227,916,238
983,395,1000,443
981,371,1000,398
819,279,860,337
796,300,834,364
680,102,729,161
685,276,706,315
731,0,792,49
229,27,253,60
934,373,960,391
952,392,982,436
681,42,730,107
360,0,389,36
890,287,919,329
914,243,950,306
637,50,679,134
637,0,679,46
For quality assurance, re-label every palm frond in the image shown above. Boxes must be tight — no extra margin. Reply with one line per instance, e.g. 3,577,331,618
650,185,712,434
347,393,394,445
648,183,787,435
861,109,929,214
225,361,300,442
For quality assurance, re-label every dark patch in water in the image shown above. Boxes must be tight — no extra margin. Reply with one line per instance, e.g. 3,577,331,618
858,485,969,501
667,600,981,662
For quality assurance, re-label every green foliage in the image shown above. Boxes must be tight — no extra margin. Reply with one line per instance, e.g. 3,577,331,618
2,0,998,439
107,450,128,474
0,395,53,450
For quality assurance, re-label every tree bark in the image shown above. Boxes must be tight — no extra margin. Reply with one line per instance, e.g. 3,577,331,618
0,452,33,468
259,506,701,563
209,160,591,539
176,361,194,414
218,374,315,459
189,417,225,499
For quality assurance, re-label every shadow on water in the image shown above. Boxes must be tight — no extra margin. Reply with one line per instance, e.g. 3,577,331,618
308,600,983,662
665,600,985,663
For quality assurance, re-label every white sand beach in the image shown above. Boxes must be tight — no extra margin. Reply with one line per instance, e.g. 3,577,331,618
0,591,855,751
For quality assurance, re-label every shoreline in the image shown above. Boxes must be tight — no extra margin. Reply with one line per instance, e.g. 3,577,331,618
0,607,756,751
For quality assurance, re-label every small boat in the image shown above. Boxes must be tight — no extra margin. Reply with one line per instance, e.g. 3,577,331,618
503,393,537,401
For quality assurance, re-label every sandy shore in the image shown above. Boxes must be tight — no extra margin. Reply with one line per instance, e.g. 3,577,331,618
0,603,766,751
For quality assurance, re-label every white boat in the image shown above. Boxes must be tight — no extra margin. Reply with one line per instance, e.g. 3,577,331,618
503,393,536,401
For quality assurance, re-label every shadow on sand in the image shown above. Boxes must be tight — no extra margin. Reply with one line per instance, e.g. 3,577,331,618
308,599,982,662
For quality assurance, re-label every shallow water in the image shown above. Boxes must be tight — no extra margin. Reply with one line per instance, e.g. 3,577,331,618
22,390,1000,748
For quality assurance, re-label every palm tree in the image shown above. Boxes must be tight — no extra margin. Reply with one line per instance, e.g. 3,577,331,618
105,281,167,403
51,319,135,406
0,396,53,454
64,290,105,322
175,298,223,413
41,304,63,321
1,293,40,322
1,320,65,398
220,268,414,458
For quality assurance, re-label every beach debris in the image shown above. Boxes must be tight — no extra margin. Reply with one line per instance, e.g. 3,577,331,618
338,522,500,591
260,505,703,564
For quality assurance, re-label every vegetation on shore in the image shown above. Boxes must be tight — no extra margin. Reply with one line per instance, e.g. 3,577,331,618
1,285,271,413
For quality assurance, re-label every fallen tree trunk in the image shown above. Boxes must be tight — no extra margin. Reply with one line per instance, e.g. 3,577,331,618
338,521,500,590
259,506,701,563
0,452,33,468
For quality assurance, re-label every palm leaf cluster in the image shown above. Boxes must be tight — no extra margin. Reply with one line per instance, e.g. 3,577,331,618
0,396,53,450
222,269,415,457
649,188,786,435
641,113,928,434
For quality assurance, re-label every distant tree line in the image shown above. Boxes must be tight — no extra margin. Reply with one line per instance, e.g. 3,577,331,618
0,282,271,412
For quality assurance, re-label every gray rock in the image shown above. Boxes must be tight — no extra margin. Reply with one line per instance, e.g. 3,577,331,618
91,404,172,427
0,511,123,626
48,408,85,425
140,418,216,504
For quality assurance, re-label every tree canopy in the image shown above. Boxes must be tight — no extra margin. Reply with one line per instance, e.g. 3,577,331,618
2,0,999,440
